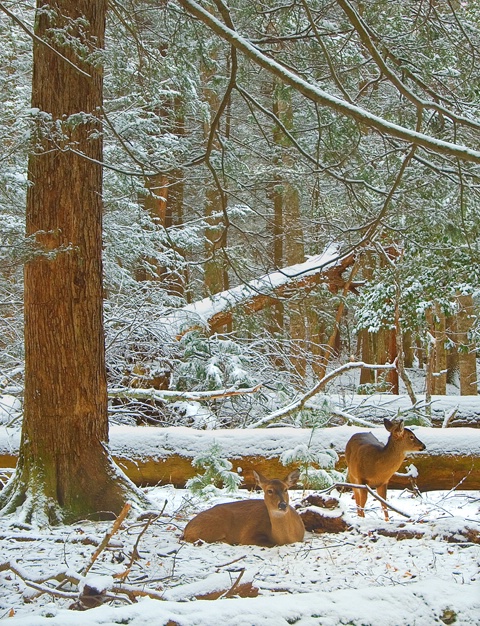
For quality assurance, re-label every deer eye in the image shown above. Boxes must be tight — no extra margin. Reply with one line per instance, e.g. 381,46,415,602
267,489,273,495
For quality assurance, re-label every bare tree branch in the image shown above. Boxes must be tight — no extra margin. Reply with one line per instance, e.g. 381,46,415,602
177,0,480,165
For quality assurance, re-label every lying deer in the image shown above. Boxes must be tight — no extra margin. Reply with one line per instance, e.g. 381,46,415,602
182,469,305,546
345,418,426,521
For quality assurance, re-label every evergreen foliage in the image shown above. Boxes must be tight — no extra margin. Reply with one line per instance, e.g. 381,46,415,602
186,442,242,495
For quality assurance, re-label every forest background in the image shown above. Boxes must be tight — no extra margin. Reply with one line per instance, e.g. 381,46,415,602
1,0,480,524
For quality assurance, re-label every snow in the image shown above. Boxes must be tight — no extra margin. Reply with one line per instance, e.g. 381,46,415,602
164,244,340,333
5,582,480,626
1,486,479,625
1,422,479,473
0,395,21,426
1,392,479,624
178,0,480,165
79,422,480,458
322,393,480,427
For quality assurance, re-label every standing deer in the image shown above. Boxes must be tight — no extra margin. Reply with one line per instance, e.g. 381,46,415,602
182,469,305,546
345,418,426,521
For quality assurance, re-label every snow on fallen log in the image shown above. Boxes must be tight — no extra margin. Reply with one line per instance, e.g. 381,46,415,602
161,571,258,601
1,425,479,490
161,244,357,335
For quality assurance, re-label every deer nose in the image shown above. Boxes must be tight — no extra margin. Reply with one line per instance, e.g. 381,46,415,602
278,501,287,511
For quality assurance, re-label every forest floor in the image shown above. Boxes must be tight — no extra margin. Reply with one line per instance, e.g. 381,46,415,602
1,483,479,625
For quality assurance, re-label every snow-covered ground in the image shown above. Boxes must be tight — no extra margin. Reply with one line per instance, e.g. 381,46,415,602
1,485,479,625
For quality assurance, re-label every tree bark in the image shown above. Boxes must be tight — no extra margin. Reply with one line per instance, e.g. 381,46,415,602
0,0,148,524
456,294,478,396
359,330,375,387
202,50,229,300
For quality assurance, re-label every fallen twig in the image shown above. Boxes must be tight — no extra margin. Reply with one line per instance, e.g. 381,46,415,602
82,502,131,576
117,506,166,582
0,560,80,601
219,569,245,599
335,482,411,519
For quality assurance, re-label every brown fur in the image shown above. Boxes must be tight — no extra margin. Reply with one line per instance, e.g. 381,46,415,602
183,470,305,546
345,418,426,521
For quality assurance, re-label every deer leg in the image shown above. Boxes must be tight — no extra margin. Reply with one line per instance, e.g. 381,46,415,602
376,484,389,522
353,486,367,517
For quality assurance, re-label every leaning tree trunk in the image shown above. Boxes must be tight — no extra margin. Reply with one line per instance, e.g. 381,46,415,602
0,0,147,524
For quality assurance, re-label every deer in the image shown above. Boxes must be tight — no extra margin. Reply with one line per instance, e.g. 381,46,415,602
182,469,305,547
345,418,426,521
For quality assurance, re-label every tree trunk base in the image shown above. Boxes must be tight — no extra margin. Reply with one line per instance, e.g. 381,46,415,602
0,451,151,525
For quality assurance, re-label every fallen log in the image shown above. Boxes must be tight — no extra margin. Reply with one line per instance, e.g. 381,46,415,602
166,248,358,335
161,571,258,601
373,523,480,544
299,494,349,533
1,425,479,491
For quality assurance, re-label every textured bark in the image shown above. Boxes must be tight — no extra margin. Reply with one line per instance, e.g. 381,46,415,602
0,0,147,523
203,52,229,300
426,305,448,396
299,494,349,533
299,509,349,534
455,294,478,395
204,184,229,297
433,304,447,395
359,330,375,386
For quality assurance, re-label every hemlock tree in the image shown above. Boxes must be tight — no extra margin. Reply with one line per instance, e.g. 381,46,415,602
0,0,148,524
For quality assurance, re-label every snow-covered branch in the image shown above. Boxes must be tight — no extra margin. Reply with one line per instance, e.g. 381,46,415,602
178,0,480,165
108,384,262,403
248,361,396,428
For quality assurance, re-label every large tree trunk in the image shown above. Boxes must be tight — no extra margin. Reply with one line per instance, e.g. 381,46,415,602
0,0,147,524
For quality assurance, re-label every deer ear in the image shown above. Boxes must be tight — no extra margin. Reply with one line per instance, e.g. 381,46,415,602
383,418,394,432
285,469,300,487
253,470,265,487
390,419,405,438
